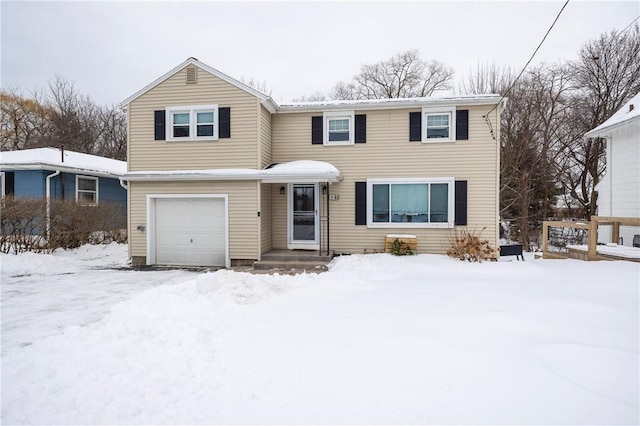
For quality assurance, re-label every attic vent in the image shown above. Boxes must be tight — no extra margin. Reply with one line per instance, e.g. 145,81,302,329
186,66,197,84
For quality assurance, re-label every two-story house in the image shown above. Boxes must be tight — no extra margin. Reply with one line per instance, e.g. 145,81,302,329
121,58,503,267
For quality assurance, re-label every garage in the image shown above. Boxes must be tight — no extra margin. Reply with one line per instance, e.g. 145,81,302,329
151,196,227,267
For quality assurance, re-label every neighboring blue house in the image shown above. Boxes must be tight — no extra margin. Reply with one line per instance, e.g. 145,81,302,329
0,147,127,213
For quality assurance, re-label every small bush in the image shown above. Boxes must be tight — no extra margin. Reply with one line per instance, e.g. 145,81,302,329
1,196,127,254
447,227,496,262
390,238,414,256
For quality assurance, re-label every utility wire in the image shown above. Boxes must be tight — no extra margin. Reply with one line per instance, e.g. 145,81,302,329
619,15,640,34
484,0,571,138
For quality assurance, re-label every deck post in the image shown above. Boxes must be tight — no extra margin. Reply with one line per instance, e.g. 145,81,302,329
612,221,620,244
588,217,597,260
542,222,549,258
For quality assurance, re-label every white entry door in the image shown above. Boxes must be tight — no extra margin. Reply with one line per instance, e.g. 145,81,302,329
153,197,226,267
288,183,319,249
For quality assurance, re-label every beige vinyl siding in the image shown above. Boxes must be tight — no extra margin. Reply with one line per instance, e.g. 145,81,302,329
260,184,272,255
128,66,260,171
271,105,500,254
129,180,259,261
260,105,272,168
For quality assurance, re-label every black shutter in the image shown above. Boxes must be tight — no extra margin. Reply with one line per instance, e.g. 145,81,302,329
312,116,323,144
154,110,166,141
455,180,468,226
219,107,231,138
5,171,14,195
355,114,366,143
456,110,469,140
409,112,421,141
355,181,367,225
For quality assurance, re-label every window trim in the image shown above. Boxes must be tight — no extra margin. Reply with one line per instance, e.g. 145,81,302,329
166,104,219,141
422,106,456,143
76,175,99,205
0,172,4,198
366,177,455,228
323,110,355,145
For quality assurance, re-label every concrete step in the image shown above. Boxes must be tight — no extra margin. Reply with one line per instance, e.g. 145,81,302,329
260,252,333,263
252,260,329,272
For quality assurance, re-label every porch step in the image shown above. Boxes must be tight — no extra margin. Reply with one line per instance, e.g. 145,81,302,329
260,250,333,263
252,260,329,272
252,249,333,273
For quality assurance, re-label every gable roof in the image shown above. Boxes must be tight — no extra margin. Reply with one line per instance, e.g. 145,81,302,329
119,57,279,113
585,92,640,138
0,148,127,178
120,58,503,115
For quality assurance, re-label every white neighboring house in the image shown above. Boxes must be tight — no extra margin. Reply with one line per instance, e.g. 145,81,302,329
586,93,640,247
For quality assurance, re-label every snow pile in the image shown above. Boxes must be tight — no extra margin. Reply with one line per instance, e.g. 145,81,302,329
2,246,638,424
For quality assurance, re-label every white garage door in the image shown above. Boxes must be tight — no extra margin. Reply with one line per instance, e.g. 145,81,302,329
154,198,226,267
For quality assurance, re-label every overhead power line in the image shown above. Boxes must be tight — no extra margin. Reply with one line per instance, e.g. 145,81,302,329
484,0,570,138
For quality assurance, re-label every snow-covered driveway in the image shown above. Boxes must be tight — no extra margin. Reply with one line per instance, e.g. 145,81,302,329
1,244,638,424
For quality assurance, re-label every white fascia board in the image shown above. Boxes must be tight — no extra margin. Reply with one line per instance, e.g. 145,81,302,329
0,162,125,178
119,58,272,109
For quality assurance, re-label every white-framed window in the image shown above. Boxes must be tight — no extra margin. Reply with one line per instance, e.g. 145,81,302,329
423,106,456,142
324,111,354,145
367,178,455,228
76,176,99,204
166,105,219,141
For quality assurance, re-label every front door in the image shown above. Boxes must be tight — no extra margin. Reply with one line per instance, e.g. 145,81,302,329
288,183,319,249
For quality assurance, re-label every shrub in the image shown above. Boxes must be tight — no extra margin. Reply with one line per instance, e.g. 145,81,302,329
1,196,127,253
447,227,496,262
390,238,414,256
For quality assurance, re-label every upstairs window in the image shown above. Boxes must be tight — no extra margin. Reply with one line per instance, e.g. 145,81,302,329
76,176,98,204
422,106,456,142
426,113,451,139
323,111,354,145
166,105,219,141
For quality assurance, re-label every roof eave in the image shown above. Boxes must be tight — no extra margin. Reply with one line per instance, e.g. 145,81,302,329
0,162,125,178
585,115,640,138
276,95,503,113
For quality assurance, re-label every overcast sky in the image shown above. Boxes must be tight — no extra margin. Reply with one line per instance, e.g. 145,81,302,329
2,1,638,106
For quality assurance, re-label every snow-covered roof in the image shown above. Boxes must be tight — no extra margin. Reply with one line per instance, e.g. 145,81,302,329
124,160,342,183
0,148,127,178
585,93,640,138
277,94,503,113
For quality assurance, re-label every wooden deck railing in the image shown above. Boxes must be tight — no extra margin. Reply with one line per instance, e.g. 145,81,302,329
542,216,640,261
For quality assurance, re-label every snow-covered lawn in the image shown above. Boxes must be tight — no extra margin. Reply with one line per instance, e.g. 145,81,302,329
1,244,638,424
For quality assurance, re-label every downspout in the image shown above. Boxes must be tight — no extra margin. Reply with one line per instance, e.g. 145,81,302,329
46,170,61,241
119,178,128,190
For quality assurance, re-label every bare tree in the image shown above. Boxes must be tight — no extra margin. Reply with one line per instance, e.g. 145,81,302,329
558,24,640,217
330,50,454,100
240,76,272,96
96,106,127,160
291,91,327,103
43,75,103,154
0,89,50,150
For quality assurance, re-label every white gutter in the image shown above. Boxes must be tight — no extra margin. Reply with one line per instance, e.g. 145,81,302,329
45,170,61,241
124,170,343,183
119,178,128,190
